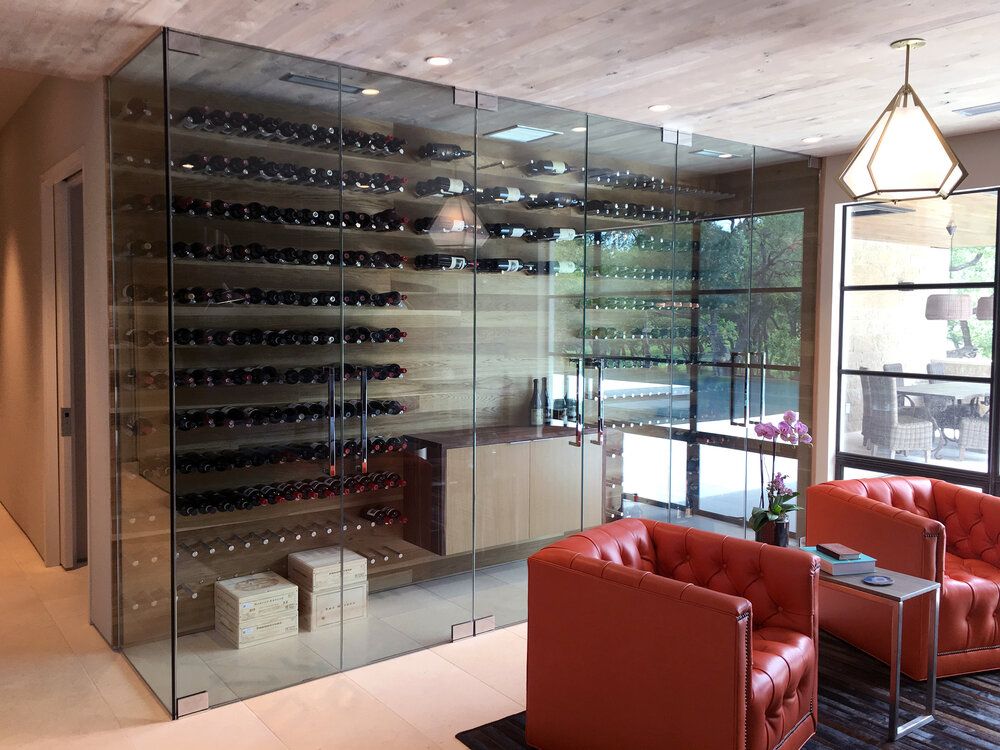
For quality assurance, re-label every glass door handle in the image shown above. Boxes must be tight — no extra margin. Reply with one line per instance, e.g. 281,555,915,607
729,352,750,427
749,351,767,424
590,358,606,446
326,365,337,478
360,367,369,474
569,357,585,447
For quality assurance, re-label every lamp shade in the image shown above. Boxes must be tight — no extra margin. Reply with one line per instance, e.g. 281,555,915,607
925,293,973,320
976,295,994,320
839,84,968,201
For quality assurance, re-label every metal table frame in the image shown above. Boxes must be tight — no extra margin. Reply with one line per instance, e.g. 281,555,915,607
819,567,940,741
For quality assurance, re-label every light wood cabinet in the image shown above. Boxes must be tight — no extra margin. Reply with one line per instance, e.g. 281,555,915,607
528,437,604,539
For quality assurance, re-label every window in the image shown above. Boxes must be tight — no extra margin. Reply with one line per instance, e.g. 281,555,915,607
836,190,998,485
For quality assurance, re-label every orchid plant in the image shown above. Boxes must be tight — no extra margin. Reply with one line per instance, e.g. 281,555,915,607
749,410,812,533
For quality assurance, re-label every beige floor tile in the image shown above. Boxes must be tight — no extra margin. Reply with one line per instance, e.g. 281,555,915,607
347,648,522,746
43,591,90,621
126,702,286,750
247,672,438,750
431,629,527,706
22,564,89,601
14,726,138,750
0,623,121,747
506,622,528,639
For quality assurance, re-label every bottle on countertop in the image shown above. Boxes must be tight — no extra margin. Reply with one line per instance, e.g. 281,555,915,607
530,378,544,427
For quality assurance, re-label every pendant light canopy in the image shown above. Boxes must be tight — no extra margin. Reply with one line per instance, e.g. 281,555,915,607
839,38,968,202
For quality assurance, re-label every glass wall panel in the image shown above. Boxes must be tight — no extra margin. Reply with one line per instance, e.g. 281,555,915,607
581,116,679,531
748,149,819,540
110,32,173,713
165,37,347,708
668,136,754,535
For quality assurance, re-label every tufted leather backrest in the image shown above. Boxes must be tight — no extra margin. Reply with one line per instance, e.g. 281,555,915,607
550,519,817,633
932,482,1000,564
648,523,817,634
547,518,657,571
829,476,938,519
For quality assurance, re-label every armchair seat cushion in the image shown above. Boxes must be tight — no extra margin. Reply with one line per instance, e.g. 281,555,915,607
942,552,1000,653
751,628,814,750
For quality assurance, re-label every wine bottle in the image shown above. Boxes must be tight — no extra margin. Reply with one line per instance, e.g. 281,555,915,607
530,379,544,426
524,192,583,209
524,160,575,175
477,258,523,273
542,376,552,423
418,143,473,161
526,227,577,242
414,177,474,197
478,186,524,204
484,223,530,239
414,254,469,270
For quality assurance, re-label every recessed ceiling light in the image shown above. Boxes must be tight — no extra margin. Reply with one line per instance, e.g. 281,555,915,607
571,126,587,132
485,124,562,142
648,104,672,113
361,88,380,96
801,136,823,144
692,148,738,159
426,56,453,67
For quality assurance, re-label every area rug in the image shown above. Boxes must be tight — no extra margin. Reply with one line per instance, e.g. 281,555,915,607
456,633,1000,749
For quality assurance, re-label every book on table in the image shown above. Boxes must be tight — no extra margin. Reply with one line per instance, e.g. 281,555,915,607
802,546,876,575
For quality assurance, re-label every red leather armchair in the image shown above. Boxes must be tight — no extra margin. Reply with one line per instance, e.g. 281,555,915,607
526,519,819,750
807,476,1000,679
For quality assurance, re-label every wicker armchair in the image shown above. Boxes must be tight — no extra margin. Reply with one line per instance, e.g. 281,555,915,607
861,373,935,461
958,398,990,460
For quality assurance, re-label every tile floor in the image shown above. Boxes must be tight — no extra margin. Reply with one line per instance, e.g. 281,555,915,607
0,504,528,749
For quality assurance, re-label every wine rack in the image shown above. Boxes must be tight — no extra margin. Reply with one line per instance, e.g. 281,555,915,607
107,30,824,714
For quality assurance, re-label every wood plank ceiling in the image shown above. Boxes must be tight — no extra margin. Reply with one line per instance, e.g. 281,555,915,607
1,0,1000,154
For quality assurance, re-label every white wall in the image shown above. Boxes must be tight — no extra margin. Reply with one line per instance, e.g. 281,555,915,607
0,75,112,641
815,129,1000,483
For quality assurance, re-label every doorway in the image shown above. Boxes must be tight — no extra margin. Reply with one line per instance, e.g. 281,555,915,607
54,171,88,569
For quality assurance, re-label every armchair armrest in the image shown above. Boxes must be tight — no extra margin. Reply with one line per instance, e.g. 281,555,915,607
933,482,1000,566
806,484,944,582
527,547,751,750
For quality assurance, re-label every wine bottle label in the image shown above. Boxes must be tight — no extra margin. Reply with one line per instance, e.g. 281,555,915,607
530,408,544,426
449,257,467,270
551,161,567,174
448,178,464,194
557,228,576,241
510,227,526,238
504,259,523,272
555,261,577,274
449,220,466,232
506,188,522,202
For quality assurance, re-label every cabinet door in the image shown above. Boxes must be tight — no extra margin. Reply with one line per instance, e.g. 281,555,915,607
529,438,596,539
444,443,530,554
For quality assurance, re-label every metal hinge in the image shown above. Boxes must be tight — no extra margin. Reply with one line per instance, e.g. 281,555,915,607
175,691,209,717
451,620,474,641
167,31,202,56
474,615,496,634
60,408,72,437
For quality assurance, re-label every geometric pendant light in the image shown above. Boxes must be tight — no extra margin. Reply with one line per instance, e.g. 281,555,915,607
839,38,968,201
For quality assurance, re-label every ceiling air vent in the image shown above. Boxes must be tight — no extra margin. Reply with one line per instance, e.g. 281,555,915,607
953,101,1000,117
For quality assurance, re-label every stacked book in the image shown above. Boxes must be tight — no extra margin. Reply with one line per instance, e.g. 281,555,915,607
803,543,876,575
287,546,369,631
215,572,299,648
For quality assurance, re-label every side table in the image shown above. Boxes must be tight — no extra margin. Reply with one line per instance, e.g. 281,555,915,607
818,567,940,741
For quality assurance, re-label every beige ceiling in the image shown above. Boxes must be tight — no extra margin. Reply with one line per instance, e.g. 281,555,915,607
0,68,43,131
2,1,1000,154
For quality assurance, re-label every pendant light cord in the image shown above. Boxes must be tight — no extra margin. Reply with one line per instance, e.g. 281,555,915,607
903,44,911,105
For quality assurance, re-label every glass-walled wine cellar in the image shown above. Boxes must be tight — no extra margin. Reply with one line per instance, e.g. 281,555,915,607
109,30,819,716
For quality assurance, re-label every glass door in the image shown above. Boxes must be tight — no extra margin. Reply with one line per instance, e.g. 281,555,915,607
337,66,477,664
581,117,679,526
471,98,589,628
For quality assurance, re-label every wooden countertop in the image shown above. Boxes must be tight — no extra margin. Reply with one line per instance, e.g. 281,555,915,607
405,423,593,450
